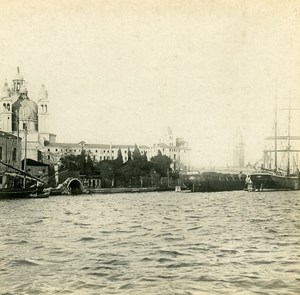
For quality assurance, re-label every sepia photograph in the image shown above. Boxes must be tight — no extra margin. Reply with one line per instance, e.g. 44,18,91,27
0,0,299,294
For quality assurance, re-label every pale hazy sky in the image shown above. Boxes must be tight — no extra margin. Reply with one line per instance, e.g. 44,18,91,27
0,0,300,166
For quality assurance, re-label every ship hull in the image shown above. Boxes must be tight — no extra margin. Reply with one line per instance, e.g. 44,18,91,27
249,172,300,190
0,187,40,199
181,172,246,192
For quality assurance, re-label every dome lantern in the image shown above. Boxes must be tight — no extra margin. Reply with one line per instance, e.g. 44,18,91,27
12,67,24,94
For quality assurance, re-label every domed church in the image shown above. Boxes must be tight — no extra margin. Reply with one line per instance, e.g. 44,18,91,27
0,68,56,161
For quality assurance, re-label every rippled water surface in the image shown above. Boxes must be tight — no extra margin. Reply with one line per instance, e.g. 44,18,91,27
0,191,300,294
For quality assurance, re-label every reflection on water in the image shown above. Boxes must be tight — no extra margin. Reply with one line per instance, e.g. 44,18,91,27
0,191,299,294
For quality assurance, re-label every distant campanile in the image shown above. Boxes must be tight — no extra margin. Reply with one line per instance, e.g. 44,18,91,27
233,128,245,168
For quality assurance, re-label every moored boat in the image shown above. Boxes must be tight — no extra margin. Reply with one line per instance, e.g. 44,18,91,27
181,171,246,192
248,97,300,191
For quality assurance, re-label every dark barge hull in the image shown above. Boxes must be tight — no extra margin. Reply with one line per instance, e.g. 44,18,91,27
181,172,246,192
0,188,38,199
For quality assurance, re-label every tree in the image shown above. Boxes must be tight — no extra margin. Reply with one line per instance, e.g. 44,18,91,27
115,148,123,167
151,150,173,177
142,151,148,162
127,148,132,161
96,160,115,187
59,154,81,171
132,144,142,162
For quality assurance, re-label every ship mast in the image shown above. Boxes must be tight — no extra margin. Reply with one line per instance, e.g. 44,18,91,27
287,98,291,176
274,95,278,171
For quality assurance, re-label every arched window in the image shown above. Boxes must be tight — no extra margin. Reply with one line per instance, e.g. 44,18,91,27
7,104,10,111
45,105,47,113
3,103,6,110
41,105,44,112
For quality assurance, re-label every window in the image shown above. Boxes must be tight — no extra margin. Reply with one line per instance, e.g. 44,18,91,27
0,147,2,160
55,149,58,152
12,148,17,161
112,156,114,160
48,148,50,152
100,156,102,160
112,150,114,153
96,150,98,153
103,156,106,160
0,176,2,184
48,155,50,160
42,169,45,173
124,157,127,161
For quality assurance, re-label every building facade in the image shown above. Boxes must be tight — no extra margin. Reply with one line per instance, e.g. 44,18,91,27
1,69,191,172
0,131,20,188
40,142,150,164
148,127,191,171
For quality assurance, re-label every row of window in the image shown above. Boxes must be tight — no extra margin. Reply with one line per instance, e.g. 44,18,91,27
47,148,146,154
47,154,129,162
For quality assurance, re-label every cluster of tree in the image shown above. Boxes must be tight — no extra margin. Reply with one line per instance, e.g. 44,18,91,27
58,145,175,187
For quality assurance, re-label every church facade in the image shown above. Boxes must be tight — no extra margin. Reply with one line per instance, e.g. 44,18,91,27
0,68,56,161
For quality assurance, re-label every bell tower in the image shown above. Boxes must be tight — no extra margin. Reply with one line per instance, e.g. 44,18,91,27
0,82,12,132
37,84,49,133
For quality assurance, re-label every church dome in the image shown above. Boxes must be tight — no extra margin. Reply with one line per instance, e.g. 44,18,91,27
12,93,38,131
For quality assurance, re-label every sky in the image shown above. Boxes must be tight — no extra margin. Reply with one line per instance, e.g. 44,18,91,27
0,0,300,167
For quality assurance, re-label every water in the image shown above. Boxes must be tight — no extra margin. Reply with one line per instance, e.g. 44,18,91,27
0,191,299,294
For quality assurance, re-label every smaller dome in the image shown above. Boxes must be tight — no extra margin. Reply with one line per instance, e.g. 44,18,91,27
19,84,28,94
1,82,11,98
38,84,48,99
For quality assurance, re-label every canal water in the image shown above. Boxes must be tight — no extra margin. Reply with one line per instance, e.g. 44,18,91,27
0,191,299,294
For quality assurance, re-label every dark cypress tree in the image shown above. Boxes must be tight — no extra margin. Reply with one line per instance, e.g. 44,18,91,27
132,144,142,162
127,148,132,161
115,148,123,166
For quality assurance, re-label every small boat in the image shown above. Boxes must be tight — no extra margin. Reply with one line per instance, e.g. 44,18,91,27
29,188,50,198
0,161,46,199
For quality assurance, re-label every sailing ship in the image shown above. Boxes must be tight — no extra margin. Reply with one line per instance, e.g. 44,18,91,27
249,97,300,191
